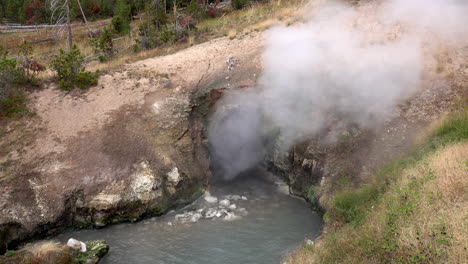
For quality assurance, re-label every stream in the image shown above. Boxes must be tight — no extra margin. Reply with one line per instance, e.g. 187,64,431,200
56,174,322,264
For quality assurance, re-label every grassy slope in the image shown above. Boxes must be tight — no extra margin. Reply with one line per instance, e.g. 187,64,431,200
287,106,468,264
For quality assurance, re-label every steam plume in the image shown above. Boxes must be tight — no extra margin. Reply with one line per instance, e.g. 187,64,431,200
209,0,468,180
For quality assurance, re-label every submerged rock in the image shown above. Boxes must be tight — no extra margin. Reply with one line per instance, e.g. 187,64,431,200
237,208,248,216
219,199,231,207
204,193,218,203
223,212,241,221
203,208,218,219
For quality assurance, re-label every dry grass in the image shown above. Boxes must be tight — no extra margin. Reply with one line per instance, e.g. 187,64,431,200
25,241,66,257
0,241,72,264
287,143,468,264
285,108,468,264
3,0,303,77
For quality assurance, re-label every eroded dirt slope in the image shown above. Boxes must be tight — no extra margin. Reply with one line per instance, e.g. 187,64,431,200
0,32,263,252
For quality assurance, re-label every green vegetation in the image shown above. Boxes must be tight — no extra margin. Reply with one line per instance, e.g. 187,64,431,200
0,240,109,264
90,27,116,61
50,45,99,91
232,0,250,10
0,46,31,119
112,0,132,34
287,106,468,264
3,250,16,257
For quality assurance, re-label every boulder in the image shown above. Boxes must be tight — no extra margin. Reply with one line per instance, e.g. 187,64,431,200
219,199,231,207
204,193,218,203
67,238,86,252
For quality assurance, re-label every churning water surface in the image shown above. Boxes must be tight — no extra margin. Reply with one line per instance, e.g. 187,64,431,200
56,175,322,264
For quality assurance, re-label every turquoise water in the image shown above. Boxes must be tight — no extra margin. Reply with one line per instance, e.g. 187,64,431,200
56,176,322,264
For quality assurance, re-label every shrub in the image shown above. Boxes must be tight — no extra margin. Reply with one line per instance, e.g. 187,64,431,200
50,46,99,91
232,0,249,10
186,0,206,20
112,0,131,34
159,25,176,43
19,41,45,82
0,46,29,118
136,21,160,50
135,0,172,51
90,27,115,62
136,23,178,50
112,15,130,35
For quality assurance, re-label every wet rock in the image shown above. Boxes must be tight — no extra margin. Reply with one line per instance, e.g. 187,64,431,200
226,194,242,200
237,208,248,216
215,209,228,218
67,238,86,252
203,208,218,219
223,212,241,221
219,199,231,207
204,193,218,203
175,211,202,223
229,204,237,210
241,196,248,200
75,240,110,264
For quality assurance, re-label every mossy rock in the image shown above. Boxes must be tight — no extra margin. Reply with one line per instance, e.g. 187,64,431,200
73,240,109,264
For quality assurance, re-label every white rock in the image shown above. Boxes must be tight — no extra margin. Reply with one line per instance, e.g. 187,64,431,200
237,208,248,216
167,222,173,226
216,209,228,218
203,208,218,219
167,167,180,184
305,239,314,246
219,199,231,207
67,238,81,250
190,212,202,222
204,193,218,203
241,196,248,200
79,242,86,252
223,212,241,221
67,238,86,252
229,204,237,210
230,195,241,200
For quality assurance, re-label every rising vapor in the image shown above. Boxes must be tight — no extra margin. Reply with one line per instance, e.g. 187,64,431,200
209,0,468,180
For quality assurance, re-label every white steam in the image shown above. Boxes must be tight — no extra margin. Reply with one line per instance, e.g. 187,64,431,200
209,0,468,180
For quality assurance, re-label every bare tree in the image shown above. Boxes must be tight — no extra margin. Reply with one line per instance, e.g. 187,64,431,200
48,0,73,50
76,0,92,36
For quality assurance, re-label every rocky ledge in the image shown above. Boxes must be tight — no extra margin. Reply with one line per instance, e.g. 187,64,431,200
0,239,109,264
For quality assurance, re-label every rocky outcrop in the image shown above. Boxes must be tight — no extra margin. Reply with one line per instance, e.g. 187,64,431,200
0,240,109,264
0,91,212,254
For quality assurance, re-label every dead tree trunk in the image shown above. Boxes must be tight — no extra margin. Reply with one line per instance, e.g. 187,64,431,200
66,0,73,50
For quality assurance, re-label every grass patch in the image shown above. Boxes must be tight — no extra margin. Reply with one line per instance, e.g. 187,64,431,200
286,106,468,264
326,186,379,225
0,92,30,119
